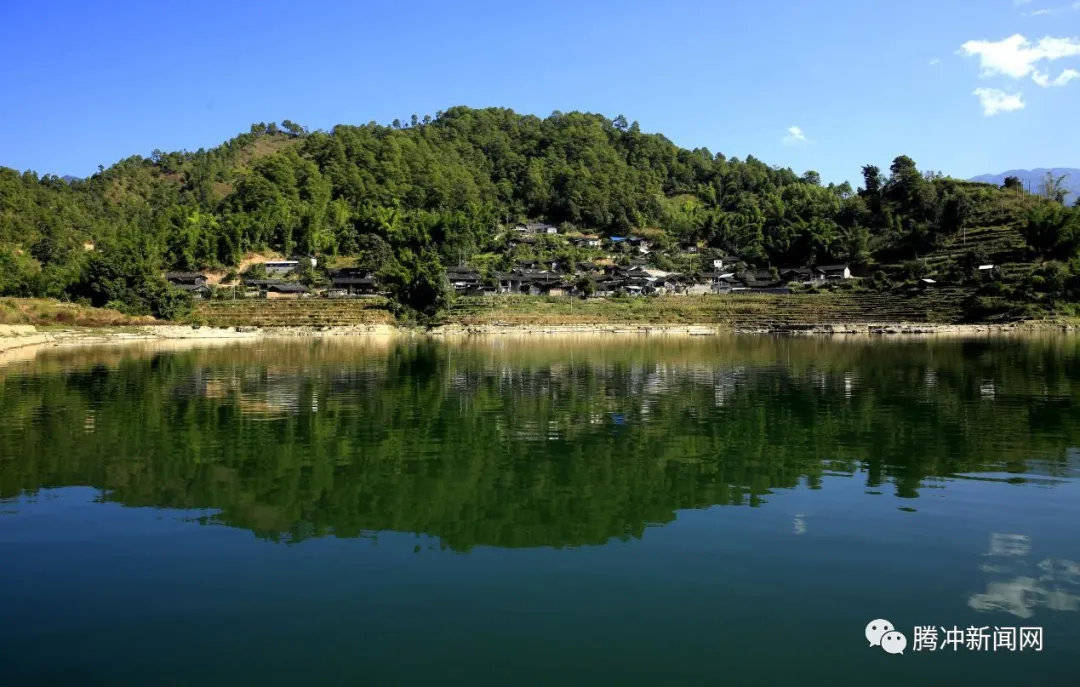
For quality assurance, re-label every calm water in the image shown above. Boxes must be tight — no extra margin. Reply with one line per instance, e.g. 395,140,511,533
1,335,1079,685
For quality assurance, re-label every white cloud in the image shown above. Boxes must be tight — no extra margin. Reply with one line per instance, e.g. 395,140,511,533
959,34,1080,86
1023,2,1080,15
929,57,942,66
1032,67,1080,85
782,125,808,145
973,87,1026,115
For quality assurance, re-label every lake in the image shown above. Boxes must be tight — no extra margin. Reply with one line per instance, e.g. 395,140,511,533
1,335,1078,685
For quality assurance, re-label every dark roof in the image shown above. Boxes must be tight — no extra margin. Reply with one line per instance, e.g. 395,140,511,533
515,222,557,233
328,267,371,277
781,267,817,281
267,283,309,293
816,264,849,272
332,276,376,286
245,279,306,290
741,270,781,287
446,267,482,281
165,271,206,283
496,269,561,284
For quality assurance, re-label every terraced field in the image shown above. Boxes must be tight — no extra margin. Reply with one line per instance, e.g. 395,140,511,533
443,290,972,328
186,290,975,329
879,224,1036,284
190,298,395,327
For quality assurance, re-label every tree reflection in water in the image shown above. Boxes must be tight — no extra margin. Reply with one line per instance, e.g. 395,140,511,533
1,335,1078,549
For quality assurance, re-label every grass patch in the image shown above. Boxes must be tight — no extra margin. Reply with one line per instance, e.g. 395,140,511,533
189,297,395,327
0,298,157,328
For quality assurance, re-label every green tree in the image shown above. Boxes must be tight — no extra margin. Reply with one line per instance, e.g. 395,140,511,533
1022,205,1080,258
1039,172,1070,204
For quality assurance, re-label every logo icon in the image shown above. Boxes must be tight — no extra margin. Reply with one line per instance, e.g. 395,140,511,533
865,618,907,655
881,630,907,655
865,619,894,647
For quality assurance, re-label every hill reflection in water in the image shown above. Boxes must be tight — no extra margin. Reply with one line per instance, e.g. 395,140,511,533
1,335,1078,549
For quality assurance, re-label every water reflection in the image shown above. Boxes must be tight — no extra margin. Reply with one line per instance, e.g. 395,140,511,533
970,533,1080,618
1,335,1079,549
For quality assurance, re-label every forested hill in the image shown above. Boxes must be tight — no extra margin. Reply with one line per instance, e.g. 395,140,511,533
1,106,1077,319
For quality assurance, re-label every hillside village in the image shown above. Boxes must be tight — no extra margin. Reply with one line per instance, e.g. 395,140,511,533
168,220,875,302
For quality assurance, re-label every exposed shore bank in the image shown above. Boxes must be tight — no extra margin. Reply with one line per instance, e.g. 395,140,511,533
3,319,1078,360
0,324,398,360
428,321,1079,337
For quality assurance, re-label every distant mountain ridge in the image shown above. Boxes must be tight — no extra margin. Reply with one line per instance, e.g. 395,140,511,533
969,168,1079,205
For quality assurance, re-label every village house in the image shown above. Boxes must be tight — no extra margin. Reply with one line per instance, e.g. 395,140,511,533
780,267,820,283
495,271,523,294
514,222,558,235
263,260,300,276
530,271,566,295
165,271,207,287
165,271,210,298
446,266,485,294
710,256,747,272
266,282,310,298
328,268,379,296
494,269,569,296
571,234,602,248
711,272,740,292
243,279,310,298
815,264,852,280
744,269,782,288
519,259,560,271
613,265,679,295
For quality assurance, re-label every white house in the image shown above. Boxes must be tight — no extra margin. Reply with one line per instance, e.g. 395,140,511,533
816,264,852,280
264,260,300,275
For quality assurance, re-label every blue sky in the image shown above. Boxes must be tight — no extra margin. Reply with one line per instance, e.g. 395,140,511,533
1,0,1078,185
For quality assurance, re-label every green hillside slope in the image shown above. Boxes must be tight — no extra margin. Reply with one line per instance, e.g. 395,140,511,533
1,107,1078,322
